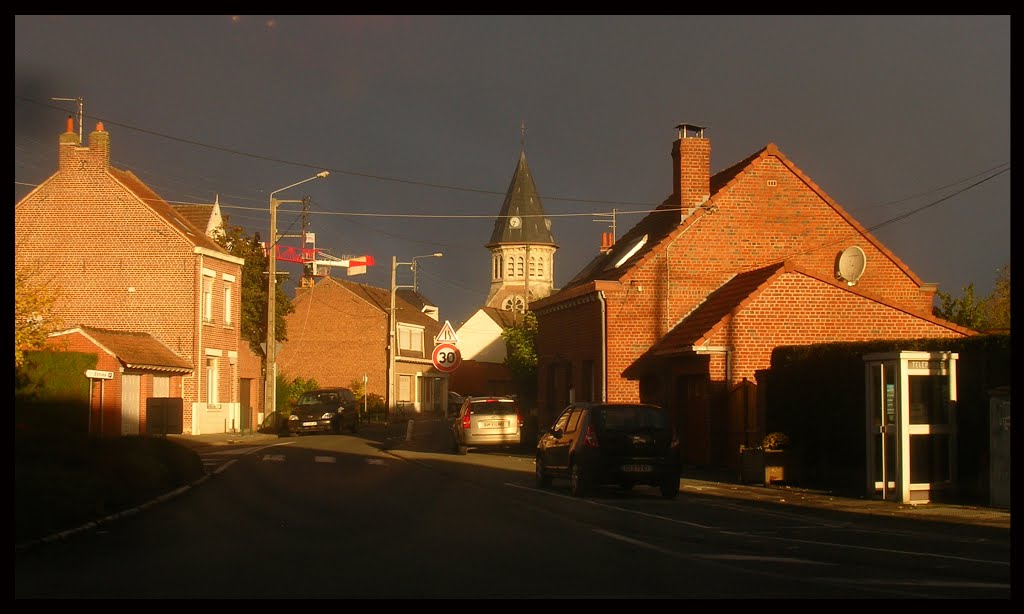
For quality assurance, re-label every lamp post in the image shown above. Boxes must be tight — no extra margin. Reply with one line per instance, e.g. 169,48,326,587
388,252,443,414
265,171,329,422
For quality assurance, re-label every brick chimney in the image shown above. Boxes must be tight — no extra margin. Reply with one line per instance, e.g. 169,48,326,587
58,115,80,170
600,231,615,254
89,122,110,167
672,123,710,222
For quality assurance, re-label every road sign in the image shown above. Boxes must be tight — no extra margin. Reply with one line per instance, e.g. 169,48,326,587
432,343,462,373
434,319,459,345
85,369,114,379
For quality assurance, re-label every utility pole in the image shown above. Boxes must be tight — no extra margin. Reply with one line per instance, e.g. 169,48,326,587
265,173,329,423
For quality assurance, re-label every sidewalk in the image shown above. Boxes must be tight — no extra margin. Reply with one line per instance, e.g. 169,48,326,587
170,417,1011,531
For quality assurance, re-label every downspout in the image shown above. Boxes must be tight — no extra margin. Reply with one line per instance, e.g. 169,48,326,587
194,253,203,435
598,290,607,402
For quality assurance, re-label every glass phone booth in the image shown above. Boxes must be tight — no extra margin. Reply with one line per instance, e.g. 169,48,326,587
863,351,958,504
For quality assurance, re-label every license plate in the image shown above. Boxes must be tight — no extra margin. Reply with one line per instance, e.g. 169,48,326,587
622,464,652,473
302,421,318,427
480,420,507,428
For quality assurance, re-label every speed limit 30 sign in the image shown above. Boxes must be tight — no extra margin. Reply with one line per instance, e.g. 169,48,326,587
432,343,462,373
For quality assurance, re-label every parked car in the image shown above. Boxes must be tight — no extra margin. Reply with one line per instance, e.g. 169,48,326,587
535,402,681,499
288,387,360,436
446,391,465,419
451,396,522,454
258,410,289,436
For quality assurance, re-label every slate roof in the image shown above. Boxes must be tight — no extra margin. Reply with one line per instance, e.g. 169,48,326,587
299,277,442,337
563,147,764,290
107,167,228,255
172,204,216,234
396,287,437,311
487,151,556,247
481,306,520,329
69,326,193,373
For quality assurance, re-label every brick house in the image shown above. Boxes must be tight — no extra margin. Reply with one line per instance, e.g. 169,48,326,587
15,118,254,435
531,124,974,469
275,276,447,413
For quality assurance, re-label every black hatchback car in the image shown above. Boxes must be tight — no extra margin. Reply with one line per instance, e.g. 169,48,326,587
535,402,681,498
288,387,360,436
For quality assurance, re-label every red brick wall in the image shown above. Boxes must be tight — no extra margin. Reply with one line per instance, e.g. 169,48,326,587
449,360,513,398
275,279,389,396
706,272,965,384
536,297,604,426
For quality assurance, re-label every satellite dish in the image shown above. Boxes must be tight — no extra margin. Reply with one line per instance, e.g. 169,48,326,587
836,246,867,286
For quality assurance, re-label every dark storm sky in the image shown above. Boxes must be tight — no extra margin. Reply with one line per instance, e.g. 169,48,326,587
15,15,1011,327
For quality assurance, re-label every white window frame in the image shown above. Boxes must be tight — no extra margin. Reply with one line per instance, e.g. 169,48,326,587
202,276,214,323
397,324,424,353
206,356,219,405
223,283,233,326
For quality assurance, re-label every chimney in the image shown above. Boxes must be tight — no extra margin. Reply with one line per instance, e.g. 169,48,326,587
89,122,110,167
58,115,81,170
600,231,615,254
672,123,710,222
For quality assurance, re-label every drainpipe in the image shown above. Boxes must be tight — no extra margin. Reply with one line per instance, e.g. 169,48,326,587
697,345,733,385
598,290,607,402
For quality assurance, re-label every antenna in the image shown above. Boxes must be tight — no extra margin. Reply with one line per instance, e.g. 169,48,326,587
592,208,617,241
520,120,527,153
52,97,84,142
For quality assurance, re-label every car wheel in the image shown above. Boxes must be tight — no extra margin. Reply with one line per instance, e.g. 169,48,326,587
535,456,552,488
457,444,469,455
660,476,680,499
569,462,588,497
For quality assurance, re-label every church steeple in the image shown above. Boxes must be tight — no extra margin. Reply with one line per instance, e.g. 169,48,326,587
484,143,558,312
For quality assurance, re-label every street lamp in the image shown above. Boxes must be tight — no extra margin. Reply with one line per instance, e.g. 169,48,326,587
265,171,329,421
388,252,443,414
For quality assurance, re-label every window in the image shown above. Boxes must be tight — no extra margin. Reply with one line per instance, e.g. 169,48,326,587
493,256,499,279
566,408,583,433
502,294,525,313
206,357,219,404
529,256,536,278
516,256,524,277
398,325,423,353
202,277,214,322
398,375,413,402
506,257,514,278
223,283,233,325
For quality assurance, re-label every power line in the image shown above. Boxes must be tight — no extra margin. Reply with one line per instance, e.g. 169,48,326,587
15,95,657,207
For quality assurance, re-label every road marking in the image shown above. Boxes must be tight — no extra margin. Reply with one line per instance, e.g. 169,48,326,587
314,456,336,463
262,454,285,462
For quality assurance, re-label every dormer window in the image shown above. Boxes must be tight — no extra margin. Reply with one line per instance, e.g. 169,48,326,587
397,324,424,354
611,234,648,269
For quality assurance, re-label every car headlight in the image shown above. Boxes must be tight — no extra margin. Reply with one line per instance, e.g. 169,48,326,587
288,414,298,421
321,412,333,420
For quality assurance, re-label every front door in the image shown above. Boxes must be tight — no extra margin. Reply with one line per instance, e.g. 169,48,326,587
121,373,141,435
239,378,252,432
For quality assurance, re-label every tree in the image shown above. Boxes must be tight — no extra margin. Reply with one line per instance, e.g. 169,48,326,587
213,221,295,357
934,262,1011,332
14,266,63,369
934,283,987,330
501,310,538,407
983,263,1011,331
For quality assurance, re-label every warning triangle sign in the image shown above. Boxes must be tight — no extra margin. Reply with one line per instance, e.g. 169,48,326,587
434,319,459,345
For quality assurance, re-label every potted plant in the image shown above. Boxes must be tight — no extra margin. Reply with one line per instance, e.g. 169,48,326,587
740,432,799,485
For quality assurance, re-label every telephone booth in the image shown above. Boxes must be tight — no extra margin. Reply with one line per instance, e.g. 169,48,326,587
864,351,958,504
